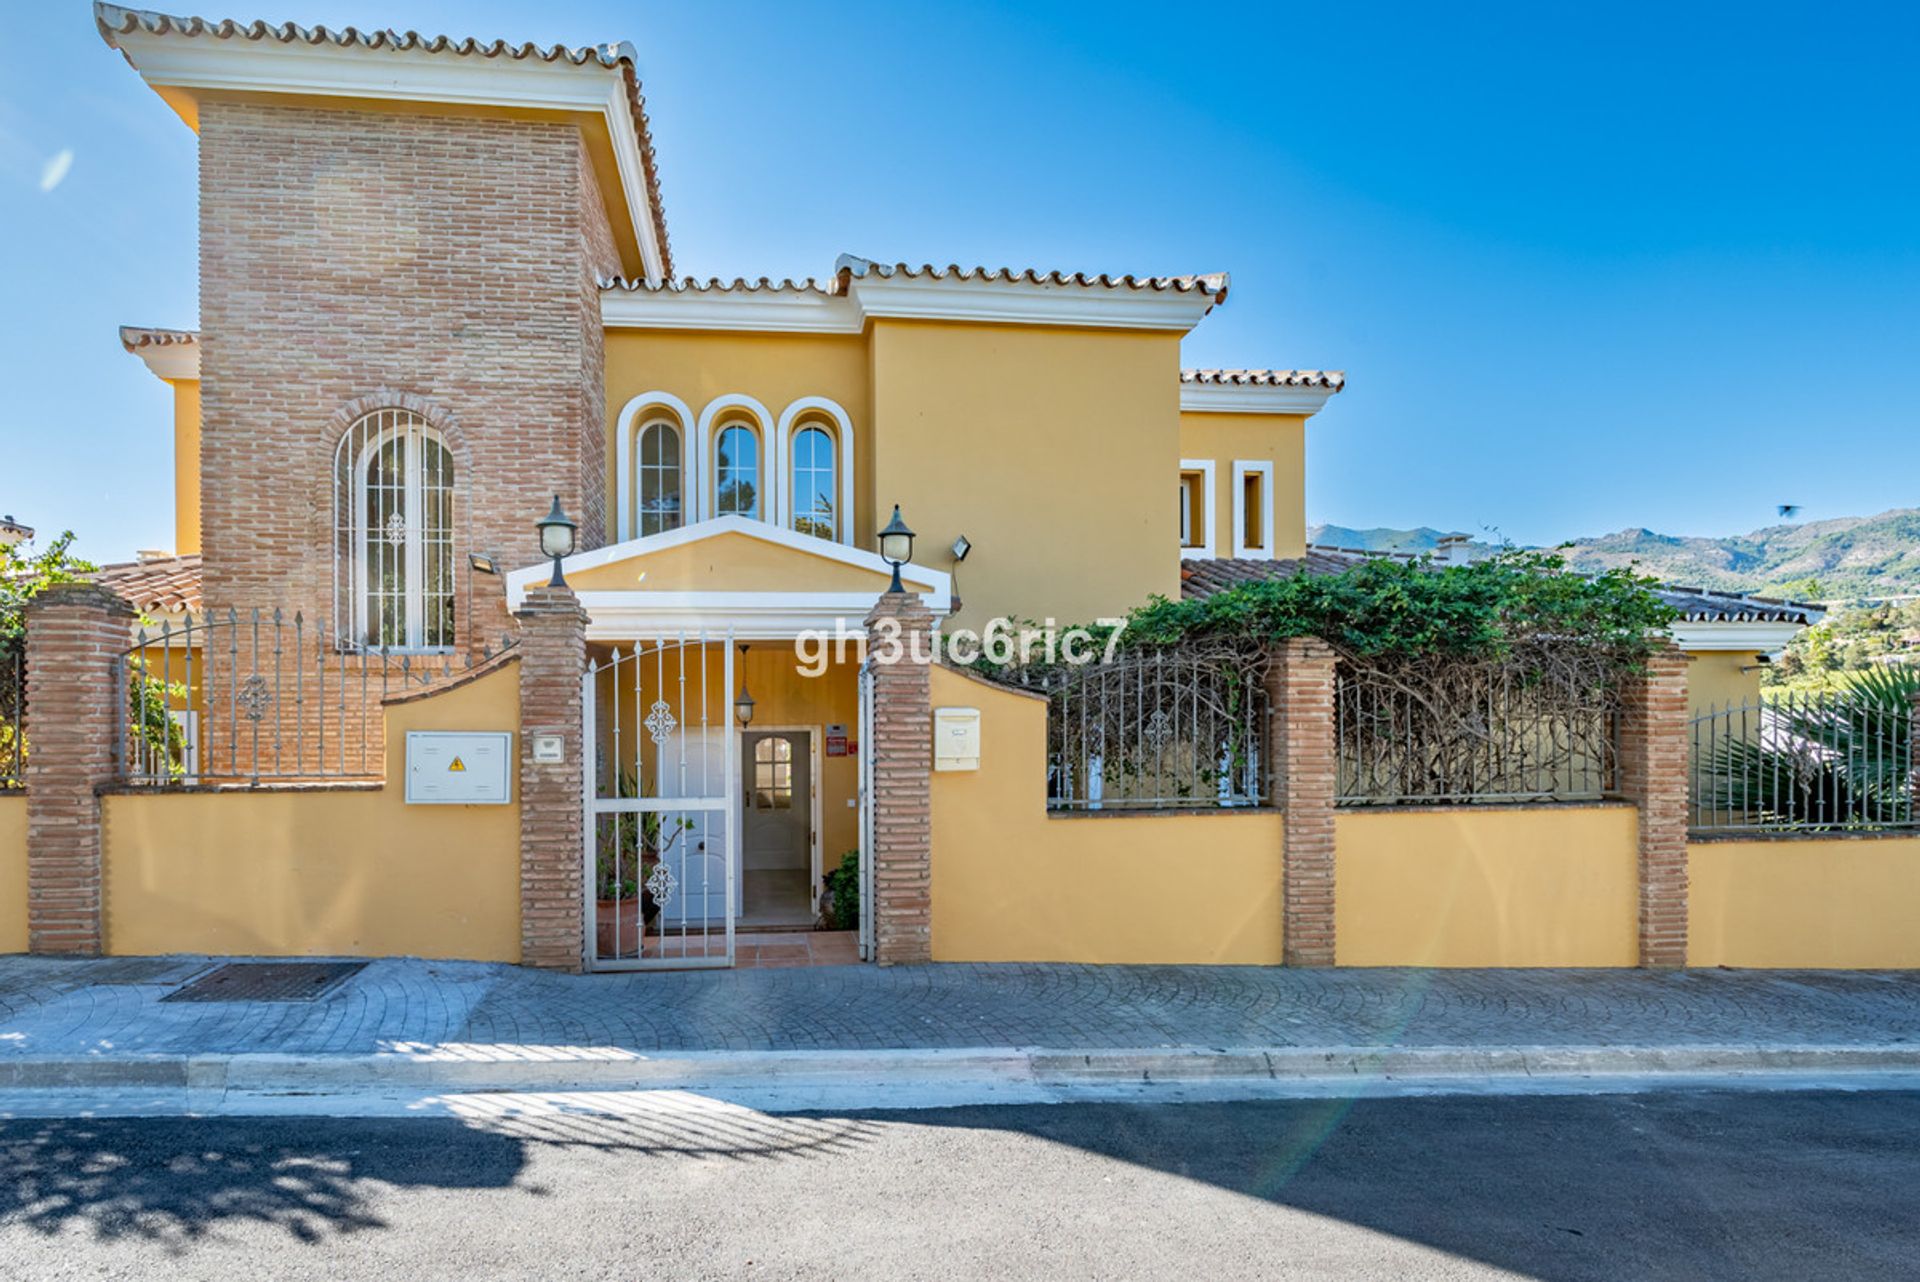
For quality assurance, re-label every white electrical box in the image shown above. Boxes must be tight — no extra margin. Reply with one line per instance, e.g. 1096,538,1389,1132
406,732,513,805
934,707,981,771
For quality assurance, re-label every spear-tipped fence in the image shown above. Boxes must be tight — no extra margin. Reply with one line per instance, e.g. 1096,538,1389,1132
119,608,514,787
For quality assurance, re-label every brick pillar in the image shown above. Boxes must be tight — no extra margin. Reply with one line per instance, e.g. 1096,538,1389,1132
1271,636,1338,967
24,584,135,955
1618,644,1691,968
864,589,935,965
516,585,589,972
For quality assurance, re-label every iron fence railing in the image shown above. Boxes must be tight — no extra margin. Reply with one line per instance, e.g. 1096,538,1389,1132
120,608,513,787
1335,653,1619,806
1,642,22,790
1689,690,1919,834
1005,646,1270,811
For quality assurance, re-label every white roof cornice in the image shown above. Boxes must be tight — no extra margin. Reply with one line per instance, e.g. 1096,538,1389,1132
1669,620,1808,652
1178,382,1340,416
96,4,667,283
119,325,199,381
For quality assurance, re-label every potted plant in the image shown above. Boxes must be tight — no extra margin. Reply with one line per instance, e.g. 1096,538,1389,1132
594,772,697,958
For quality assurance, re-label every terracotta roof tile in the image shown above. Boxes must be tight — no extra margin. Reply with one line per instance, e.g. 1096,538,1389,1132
95,3,673,276
834,255,1229,298
92,553,203,616
1181,368,1345,390
600,275,833,295
118,325,198,352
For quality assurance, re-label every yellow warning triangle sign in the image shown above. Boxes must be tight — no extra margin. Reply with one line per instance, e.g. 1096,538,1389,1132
448,756,466,772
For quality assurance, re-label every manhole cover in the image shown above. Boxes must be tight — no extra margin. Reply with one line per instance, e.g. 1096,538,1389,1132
161,961,367,1003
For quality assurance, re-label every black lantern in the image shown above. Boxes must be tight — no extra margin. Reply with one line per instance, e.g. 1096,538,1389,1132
536,495,577,588
734,644,756,726
877,504,915,594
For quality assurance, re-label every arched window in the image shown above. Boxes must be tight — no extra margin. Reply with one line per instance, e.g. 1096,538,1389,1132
790,425,837,539
636,418,683,536
715,423,760,518
333,409,455,652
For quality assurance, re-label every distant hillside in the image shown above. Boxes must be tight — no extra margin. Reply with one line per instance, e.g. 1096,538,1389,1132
1309,510,1920,600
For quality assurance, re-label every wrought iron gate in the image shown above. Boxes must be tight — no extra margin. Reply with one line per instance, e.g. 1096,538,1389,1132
856,658,876,961
584,635,739,970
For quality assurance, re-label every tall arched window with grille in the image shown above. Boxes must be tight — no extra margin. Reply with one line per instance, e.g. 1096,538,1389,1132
333,409,455,652
636,418,683,536
715,423,760,518
790,424,837,539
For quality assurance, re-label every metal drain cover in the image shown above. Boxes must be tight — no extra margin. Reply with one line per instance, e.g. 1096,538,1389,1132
161,961,367,1003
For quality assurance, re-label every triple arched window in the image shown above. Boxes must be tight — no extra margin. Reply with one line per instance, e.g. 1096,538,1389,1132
333,408,455,652
615,395,854,543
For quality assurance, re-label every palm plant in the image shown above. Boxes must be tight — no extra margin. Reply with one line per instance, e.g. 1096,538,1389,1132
1697,667,1919,830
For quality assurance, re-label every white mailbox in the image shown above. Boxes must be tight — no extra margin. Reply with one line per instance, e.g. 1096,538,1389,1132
406,732,513,805
934,707,981,771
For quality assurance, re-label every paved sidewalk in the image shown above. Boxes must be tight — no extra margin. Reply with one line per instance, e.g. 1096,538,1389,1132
2,955,1917,1063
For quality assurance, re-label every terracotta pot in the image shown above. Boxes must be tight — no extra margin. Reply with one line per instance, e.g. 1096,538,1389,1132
596,897,643,958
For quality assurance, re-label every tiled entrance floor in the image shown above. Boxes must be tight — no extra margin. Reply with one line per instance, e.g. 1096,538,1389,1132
736,929,859,969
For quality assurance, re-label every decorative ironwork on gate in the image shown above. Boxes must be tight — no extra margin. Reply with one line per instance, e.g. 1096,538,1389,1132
1004,643,1271,811
117,608,512,786
585,634,738,970
1335,642,1621,806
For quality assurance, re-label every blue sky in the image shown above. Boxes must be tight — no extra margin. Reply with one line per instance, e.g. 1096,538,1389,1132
3,0,1916,563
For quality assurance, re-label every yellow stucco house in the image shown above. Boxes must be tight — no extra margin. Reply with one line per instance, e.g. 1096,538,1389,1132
64,4,1841,971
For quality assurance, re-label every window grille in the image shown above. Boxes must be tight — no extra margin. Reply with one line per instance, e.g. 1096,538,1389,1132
332,409,455,652
791,425,836,539
715,424,760,519
637,418,683,537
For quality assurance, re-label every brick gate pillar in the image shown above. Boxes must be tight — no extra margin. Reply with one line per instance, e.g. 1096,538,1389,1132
1618,644,1692,967
24,584,135,955
515,585,589,972
864,589,935,965
1270,636,1339,967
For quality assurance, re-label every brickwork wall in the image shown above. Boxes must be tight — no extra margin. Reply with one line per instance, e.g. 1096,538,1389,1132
516,586,588,971
1271,637,1337,966
198,102,613,655
865,592,935,964
24,585,135,954
1619,645,1692,967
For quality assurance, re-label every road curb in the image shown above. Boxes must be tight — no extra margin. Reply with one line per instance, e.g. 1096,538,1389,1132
3,1043,1919,1096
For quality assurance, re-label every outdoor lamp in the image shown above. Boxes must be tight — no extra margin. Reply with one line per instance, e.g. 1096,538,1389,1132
734,645,756,726
878,504,915,594
536,495,577,588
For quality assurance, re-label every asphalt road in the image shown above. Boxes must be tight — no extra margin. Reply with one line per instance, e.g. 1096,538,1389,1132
3,1089,1918,1280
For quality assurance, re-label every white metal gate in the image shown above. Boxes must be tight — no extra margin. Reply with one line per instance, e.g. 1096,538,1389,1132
856,658,876,961
584,634,738,970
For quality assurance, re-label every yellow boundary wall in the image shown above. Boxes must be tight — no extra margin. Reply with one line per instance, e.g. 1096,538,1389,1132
1689,837,1920,969
0,796,25,953
1334,805,1640,967
101,661,522,962
929,666,1284,965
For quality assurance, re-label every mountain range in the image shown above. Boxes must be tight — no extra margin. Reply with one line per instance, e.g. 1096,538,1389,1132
1308,509,1920,602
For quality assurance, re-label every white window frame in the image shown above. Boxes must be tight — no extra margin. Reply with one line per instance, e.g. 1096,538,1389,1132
712,420,764,520
634,416,686,538
1232,459,1275,560
335,411,455,653
775,396,857,546
615,391,696,539
1179,459,1216,560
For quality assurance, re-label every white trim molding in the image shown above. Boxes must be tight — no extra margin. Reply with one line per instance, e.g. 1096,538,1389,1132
1231,460,1276,560
775,397,857,547
696,394,776,524
602,287,859,333
504,514,952,635
1181,382,1340,416
1178,459,1216,561
1669,621,1808,653
99,15,666,283
613,390,696,541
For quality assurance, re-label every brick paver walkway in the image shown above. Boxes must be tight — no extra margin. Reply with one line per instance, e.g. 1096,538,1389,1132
0,956,1916,1060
